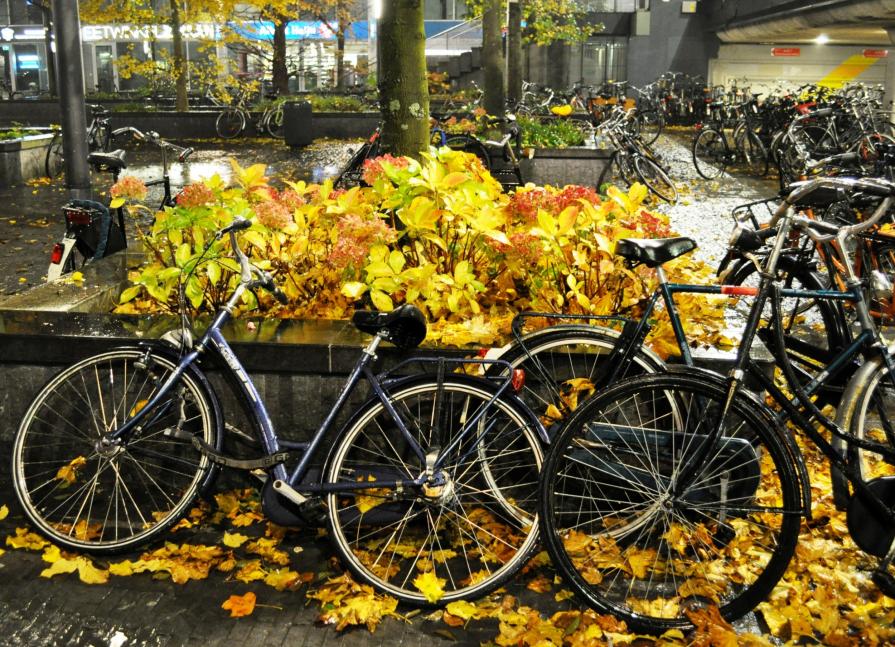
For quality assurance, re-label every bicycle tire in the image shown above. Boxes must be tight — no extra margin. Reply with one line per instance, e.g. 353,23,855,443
45,132,64,178
540,371,802,632
13,348,220,554
443,134,491,171
636,110,664,146
733,130,769,176
215,108,245,139
837,355,895,489
598,150,634,190
334,140,377,189
487,325,666,431
692,128,728,179
324,375,543,604
633,155,678,204
266,105,285,139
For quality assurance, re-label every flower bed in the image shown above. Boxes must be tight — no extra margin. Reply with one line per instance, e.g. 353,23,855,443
113,148,730,353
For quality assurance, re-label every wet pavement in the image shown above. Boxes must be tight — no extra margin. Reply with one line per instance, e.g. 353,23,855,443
0,138,356,297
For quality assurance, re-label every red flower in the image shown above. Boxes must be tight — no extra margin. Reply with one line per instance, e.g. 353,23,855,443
254,200,292,229
110,176,148,201
176,182,215,208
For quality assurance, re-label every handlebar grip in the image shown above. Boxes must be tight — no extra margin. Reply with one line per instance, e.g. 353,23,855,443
272,287,289,305
178,147,195,163
811,107,834,117
220,217,252,235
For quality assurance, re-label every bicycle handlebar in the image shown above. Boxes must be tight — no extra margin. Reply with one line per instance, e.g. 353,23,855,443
219,219,288,305
118,127,194,161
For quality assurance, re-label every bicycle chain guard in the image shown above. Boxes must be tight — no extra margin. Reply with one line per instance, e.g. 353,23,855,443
847,476,895,557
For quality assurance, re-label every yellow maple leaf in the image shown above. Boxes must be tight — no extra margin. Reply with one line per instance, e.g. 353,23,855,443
41,555,109,584
264,568,300,591
444,600,479,621
6,527,49,551
0,505,7,520
55,456,87,486
222,591,256,618
413,570,446,603
222,532,249,548
246,537,290,566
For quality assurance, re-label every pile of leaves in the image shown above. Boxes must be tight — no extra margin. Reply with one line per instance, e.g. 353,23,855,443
113,149,731,355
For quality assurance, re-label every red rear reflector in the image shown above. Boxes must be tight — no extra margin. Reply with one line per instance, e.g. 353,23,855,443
477,348,490,358
64,208,91,225
511,369,525,392
721,286,758,296
50,243,63,264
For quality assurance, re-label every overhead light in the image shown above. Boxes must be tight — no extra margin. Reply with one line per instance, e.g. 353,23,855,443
815,33,830,45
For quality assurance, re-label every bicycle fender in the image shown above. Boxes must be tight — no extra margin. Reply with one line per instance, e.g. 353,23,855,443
661,364,812,516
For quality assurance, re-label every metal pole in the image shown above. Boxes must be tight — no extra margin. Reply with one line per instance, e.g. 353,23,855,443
50,0,90,199
42,6,57,97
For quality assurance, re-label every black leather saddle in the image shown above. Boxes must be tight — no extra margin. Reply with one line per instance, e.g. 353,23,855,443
615,237,697,268
352,304,427,350
88,149,127,172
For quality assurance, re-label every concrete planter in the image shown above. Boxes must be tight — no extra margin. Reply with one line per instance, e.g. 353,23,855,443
522,146,612,188
0,131,55,186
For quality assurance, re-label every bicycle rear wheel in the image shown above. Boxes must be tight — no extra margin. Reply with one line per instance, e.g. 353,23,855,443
540,371,802,632
266,105,285,139
324,376,542,604
215,108,245,139
635,110,664,146
634,155,678,204
12,348,219,553
692,128,728,179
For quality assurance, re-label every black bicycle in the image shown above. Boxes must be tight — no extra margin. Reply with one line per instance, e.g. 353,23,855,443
46,104,118,178
538,176,895,632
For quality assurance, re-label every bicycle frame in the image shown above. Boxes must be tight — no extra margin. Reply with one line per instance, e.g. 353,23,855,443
104,269,528,502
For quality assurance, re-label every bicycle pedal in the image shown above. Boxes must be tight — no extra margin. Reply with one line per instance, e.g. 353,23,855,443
297,498,328,527
872,569,895,597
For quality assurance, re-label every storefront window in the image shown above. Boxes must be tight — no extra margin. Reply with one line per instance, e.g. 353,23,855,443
13,43,40,95
95,45,115,93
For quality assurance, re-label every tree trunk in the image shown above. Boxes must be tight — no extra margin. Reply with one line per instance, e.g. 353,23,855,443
169,0,188,111
482,0,504,116
507,0,523,107
272,17,289,94
335,31,346,90
379,0,429,158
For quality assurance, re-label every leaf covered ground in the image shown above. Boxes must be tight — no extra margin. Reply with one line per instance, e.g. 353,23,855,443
4,433,895,647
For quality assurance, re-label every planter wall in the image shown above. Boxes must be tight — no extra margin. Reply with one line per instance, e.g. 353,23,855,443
0,132,55,186
522,147,612,188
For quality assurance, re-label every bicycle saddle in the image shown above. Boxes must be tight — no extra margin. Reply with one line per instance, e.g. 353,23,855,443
88,149,127,172
352,304,427,350
615,237,697,268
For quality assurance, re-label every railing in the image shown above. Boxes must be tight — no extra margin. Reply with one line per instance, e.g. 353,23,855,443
425,19,482,56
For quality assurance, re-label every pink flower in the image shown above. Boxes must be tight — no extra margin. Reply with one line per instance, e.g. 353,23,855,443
254,200,292,229
175,182,215,208
328,214,398,269
110,176,148,201
278,189,305,211
361,154,410,185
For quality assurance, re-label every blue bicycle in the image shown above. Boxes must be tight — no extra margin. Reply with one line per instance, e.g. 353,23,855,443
13,218,545,604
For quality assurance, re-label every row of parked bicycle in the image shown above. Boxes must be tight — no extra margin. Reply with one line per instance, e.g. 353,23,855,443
17,153,895,631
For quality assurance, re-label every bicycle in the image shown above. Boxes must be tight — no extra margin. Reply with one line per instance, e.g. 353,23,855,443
17,217,546,604
691,99,768,179
537,176,895,632
333,124,382,189
46,129,193,280
215,91,285,139
597,107,678,204
46,104,117,178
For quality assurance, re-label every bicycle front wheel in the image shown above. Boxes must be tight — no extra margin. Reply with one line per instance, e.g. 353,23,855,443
266,105,285,139
215,108,245,139
45,132,64,178
324,376,543,604
540,371,802,632
634,155,678,204
692,128,728,179
13,348,219,554
488,324,666,430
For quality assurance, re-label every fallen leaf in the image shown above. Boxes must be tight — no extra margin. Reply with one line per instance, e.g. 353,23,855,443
222,591,256,618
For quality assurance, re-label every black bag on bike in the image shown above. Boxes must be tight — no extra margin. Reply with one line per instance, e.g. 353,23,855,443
65,199,126,261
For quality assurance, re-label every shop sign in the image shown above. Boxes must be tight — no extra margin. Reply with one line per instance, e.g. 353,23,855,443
771,47,801,57
81,23,217,42
0,26,47,42
863,49,889,59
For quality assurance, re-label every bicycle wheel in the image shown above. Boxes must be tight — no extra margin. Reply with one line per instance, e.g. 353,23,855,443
598,150,635,190
334,141,375,189
324,376,543,604
634,155,678,204
636,110,664,146
13,348,219,554
443,134,491,171
837,356,895,486
45,132,64,178
215,108,245,139
489,325,666,430
692,128,728,179
735,130,769,177
540,371,802,632
265,105,285,139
